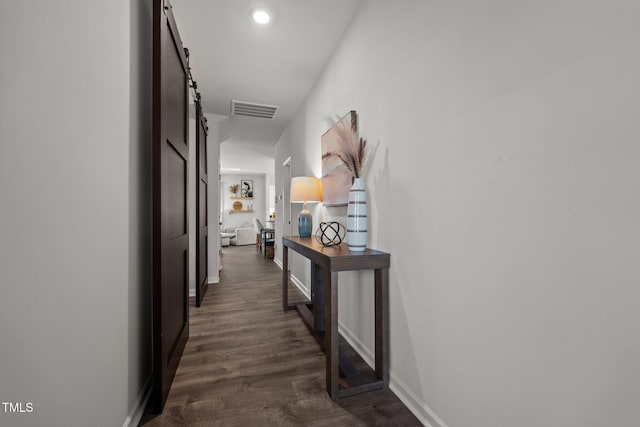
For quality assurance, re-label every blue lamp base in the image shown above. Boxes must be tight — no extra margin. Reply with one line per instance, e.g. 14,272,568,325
298,208,312,238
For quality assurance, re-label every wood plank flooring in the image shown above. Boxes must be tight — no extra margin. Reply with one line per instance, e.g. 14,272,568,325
142,245,421,426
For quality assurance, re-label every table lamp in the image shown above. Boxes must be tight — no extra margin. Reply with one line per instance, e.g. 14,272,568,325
290,176,322,237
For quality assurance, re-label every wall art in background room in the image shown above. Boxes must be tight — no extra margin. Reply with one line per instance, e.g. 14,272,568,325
321,110,357,206
241,179,253,198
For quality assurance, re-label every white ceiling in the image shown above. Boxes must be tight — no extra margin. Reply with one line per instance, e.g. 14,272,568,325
172,0,363,174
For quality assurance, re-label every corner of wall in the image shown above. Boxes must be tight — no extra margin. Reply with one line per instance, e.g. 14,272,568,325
122,376,152,427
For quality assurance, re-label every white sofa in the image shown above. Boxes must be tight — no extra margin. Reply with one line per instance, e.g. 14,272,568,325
220,232,234,247
222,226,254,246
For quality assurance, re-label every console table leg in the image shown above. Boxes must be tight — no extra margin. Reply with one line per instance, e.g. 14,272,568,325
375,268,389,385
282,245,289,312
311,263,327,333
325,270,339,399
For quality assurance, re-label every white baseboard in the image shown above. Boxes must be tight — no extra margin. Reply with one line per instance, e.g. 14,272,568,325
273,257,283,269
122,375,152,427
338,320,375,369
273,257,310,298
389,376,448,427
189,277,219,298
338,322,447,427
289,273,310,300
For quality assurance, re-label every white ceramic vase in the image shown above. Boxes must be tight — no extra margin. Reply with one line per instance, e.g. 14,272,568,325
346,178,367,251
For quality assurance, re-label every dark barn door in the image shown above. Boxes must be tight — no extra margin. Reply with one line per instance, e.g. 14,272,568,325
152,0,189,412
195,99,208,307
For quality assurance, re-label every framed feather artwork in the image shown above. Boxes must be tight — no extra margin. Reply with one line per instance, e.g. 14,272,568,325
321,111,358,206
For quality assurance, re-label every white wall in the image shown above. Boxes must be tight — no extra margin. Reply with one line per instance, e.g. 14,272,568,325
127,0,153,423
220,138,277,175
188,94,197,296
0,0,151,426
275,1,640,426
220,173,267,230
266,173,276,217
205,114,221,284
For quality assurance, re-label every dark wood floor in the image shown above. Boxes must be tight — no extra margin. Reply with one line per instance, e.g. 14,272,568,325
142,245,421,426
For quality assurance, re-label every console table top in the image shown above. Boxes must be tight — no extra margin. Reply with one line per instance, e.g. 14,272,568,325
282,236,390,272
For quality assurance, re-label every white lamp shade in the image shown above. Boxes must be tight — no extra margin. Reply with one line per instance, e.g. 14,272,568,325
290,176,322,203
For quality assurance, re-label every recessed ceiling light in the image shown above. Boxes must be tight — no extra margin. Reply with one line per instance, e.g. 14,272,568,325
252,9,270,24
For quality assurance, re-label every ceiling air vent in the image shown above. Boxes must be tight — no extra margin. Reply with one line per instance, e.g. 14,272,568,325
231,100,279,119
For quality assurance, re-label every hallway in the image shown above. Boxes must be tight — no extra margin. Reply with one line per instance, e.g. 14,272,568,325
143,245,420,426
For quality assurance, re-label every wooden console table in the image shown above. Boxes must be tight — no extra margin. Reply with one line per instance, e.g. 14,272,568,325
282,236,390,400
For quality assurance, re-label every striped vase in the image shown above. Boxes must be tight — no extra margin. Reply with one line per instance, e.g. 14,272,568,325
346,178,367,251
